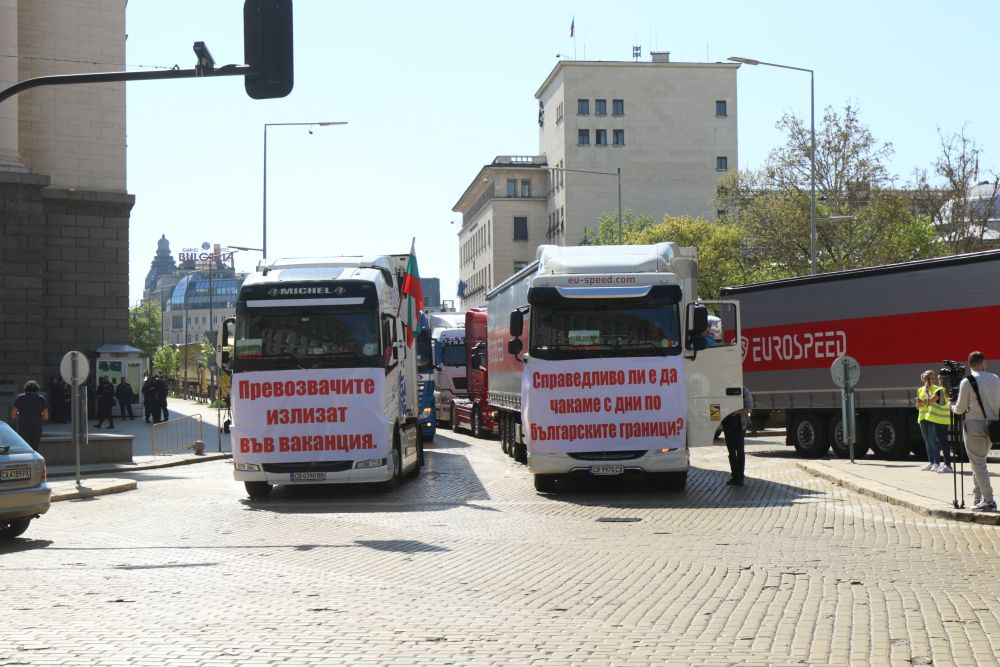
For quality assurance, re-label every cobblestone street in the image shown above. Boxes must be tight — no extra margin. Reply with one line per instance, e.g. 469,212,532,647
4,432,1000,666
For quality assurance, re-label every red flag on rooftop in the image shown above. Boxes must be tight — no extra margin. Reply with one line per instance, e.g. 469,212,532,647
400,238,424,346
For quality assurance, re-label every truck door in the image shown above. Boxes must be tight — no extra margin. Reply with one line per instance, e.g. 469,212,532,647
685,300,744,447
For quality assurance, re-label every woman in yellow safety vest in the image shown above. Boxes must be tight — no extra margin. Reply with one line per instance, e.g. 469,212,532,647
916,370,953,472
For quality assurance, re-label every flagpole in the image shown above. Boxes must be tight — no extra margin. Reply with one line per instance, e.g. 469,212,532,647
572,16,577,60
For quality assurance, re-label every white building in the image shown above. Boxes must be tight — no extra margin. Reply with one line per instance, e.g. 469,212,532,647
454,53,738,309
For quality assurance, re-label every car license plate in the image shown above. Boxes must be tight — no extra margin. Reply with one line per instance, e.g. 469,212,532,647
590,464,624,476
291,471,326,481
1,467,31,482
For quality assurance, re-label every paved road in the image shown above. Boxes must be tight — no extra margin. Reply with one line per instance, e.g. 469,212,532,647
4,431,1000,666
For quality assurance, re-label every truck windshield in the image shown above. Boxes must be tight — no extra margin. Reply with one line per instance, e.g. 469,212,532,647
439,343,466,367
531,298,681,360
233,307,381,371
416,330,433,373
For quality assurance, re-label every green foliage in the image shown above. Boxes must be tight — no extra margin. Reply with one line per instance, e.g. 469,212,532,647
128,302,162,361
582,211,658,245
198,338,215,370
152,345,179,377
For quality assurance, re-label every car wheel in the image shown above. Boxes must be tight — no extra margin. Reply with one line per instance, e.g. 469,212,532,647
790,412,830,458
533,474,558,493
0,518,32,539
244,481,272,500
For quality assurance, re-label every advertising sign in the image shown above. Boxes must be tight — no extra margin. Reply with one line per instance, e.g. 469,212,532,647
231,368,388,464
522,357,687,454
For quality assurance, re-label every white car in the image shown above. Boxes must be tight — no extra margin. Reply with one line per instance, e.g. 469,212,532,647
0,422,51,539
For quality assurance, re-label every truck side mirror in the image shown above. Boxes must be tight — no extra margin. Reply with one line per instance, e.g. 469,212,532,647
509,310,523,337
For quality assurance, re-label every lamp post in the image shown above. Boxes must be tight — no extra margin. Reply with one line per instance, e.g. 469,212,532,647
728,56,816,274
263,121,347,259
547,165,623,243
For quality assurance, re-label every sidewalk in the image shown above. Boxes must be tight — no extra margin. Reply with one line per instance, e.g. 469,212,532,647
44,397,232,502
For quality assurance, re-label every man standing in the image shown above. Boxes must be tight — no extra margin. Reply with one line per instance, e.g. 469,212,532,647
721,386,753,486
11,380,49,449
94,377,116,429
950,351,999,512
116,377,135,420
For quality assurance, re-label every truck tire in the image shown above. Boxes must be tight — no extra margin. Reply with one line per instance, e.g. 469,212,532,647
449,403,459,433
245,481,273,500
829,414,869,459
405,440,423,479
471,406,484,439
499,414,510,454
791,412,829,458
534,474,558,493
513,440,527,464
868,412,909,460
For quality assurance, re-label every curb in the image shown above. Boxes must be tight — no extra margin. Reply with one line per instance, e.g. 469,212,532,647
795,461,1000,526
47,452,232,479
50,480,138,502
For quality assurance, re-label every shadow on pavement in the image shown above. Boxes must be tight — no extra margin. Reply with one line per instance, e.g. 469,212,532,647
0,538,53,554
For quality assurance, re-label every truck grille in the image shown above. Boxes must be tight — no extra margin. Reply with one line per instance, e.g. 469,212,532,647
262,461,353,473
567,450,647,461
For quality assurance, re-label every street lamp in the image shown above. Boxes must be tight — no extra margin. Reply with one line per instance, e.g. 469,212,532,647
548,166,623,243
263,121,348,259
728,56,817,275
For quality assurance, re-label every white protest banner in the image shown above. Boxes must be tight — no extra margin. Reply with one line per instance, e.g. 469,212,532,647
522,357,686,454
232,368,388,464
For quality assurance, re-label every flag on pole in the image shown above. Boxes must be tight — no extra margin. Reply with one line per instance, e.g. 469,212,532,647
570,17,575,38
400,239,424,347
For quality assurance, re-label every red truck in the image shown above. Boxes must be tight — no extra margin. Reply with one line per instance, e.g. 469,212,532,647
720,249,1000,459
451,308,496,438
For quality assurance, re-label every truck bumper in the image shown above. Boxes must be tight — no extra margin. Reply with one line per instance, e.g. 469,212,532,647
527,448,689,475
233,462,393,485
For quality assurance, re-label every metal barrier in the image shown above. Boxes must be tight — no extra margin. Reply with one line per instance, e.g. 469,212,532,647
151,414,204,456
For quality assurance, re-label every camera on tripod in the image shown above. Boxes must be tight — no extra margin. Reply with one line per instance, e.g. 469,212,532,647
939,359,968,400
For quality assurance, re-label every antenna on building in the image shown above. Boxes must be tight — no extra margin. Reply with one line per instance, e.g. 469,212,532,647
632,45,641,62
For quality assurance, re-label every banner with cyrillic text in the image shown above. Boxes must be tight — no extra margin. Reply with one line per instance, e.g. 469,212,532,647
522,357,686,454
232,368,388,464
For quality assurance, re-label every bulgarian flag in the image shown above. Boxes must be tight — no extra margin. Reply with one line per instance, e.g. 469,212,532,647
400,238,424,346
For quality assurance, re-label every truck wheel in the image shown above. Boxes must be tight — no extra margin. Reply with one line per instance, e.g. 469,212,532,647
791,412,829,458
405,440,423,479
829,414,869,459
868,412,909,460
499,414,509,454
513,441,527,464
471,406,483,439
244,481,273,500
381,440,402,491
449,404,459,433
534,474,558,493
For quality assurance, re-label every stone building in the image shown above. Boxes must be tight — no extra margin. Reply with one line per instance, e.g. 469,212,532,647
0,0,130,400
454,53,738,309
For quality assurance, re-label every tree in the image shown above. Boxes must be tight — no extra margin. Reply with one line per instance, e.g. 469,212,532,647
912,126,999,254
152,345,179,378
128,302,161,361
582,210,659,246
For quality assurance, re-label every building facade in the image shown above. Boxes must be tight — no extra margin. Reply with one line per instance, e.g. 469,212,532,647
0,0,131,401
453,53,738,308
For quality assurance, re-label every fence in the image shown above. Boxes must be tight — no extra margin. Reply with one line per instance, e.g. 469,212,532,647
151,414,204,456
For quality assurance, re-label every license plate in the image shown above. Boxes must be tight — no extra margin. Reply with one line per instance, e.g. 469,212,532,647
590,464,624,476
291,471,326,481
1,467,31,482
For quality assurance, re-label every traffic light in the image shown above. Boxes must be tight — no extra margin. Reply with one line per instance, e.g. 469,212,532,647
243,0,293,100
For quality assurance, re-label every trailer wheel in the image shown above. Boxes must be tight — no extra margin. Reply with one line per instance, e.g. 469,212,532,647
244,481,272,500
471,406,484,439
534,474,558,493
868,412,909,460
829,414,869,459
791,412,829,458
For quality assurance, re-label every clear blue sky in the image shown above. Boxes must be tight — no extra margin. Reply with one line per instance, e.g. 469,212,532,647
125,0,1000,305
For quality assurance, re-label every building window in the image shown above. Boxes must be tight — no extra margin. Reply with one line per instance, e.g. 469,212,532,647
513,217,528,241
716,100,727,117
507,179,517,197
612,99,624,116
577,98,589,115
716,156,729,171
520,180,531,197
578,129,590,145
612,129,625,145
595,99,607,116
596,129,607,146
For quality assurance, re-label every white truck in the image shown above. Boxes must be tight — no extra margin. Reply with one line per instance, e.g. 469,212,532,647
489,243,745,492
219,255,422,499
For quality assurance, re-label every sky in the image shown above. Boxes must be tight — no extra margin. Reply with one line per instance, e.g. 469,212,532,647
124,0,1000,306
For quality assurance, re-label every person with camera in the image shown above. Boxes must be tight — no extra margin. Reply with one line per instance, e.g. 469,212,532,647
950,351,999,512
916,370,952,473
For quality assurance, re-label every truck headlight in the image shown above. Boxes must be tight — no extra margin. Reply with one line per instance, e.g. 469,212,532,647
234,462,261,471
420,407,433,418
355,457,387,469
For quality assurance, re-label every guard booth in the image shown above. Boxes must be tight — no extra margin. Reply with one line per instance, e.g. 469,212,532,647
95,344,147,406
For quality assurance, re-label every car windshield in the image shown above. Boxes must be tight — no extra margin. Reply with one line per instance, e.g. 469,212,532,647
0,423,34,455
234,307,381,371
531,299,681,360
439,343,466,367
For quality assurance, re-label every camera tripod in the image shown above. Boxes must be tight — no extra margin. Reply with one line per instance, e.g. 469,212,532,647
949,410,966,509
